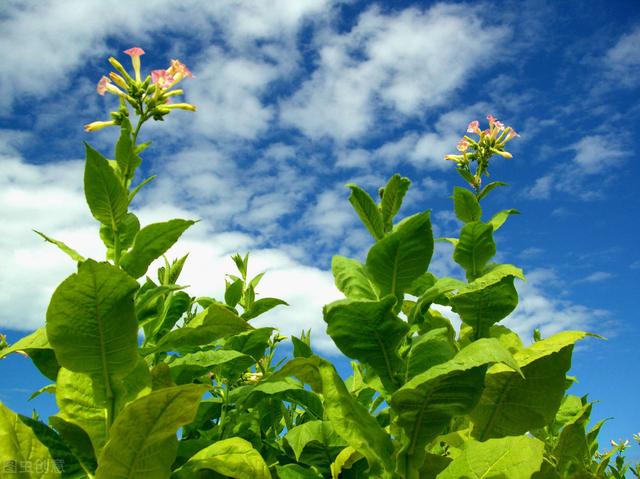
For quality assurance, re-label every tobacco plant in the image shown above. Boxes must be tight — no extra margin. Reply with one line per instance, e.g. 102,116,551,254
0,49,632,479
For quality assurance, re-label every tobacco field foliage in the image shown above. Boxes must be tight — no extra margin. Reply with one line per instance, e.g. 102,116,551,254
0,49,637,479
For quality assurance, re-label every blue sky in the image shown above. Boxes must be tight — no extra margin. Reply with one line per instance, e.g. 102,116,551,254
1,0,638,456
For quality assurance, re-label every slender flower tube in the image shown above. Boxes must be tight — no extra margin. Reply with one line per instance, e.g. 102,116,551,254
84,120,116,132
124,47,145,82
161,103,197,112
96,76,126,97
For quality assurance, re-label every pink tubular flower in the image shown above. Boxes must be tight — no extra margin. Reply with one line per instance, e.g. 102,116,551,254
494,120,505,131
507,128,519,139
467,120,480,134
151,69,174,90
97,76,109,95
457,139,469,152
167,59,193,80
487,114,496,125
124,47,145,82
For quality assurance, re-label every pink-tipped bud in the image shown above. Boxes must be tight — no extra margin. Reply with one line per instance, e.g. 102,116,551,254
467,120,481,134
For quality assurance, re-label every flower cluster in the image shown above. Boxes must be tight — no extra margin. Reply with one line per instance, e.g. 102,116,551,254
445,115,519,190
84,47,196,133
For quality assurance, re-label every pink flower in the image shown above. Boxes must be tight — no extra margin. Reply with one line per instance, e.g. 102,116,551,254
167,59,193,79
494,120,505,131
457,139,469,152
151,69,174,90
123,47,145,57
123,47,145,82
507,128,519,139
487,114,496,125
97,76,109,96
467,120,480,134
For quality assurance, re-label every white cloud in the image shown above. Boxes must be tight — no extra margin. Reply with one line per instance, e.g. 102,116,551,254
281,4,508,141
604,24,640,88
578,271,613,284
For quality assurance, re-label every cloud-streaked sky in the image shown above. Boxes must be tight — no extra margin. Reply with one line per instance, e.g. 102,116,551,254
1,0,638,451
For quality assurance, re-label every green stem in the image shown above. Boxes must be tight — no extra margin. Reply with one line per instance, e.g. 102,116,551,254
113,225,121,267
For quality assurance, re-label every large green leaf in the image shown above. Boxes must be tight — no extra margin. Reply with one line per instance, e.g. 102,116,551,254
552,401,593,475
365,211,433,298
0,402,60,478
0,327,59,381
285,420,344,461
272,357,395,477
346,184,385,240
437,436,545,479
276,464,323,479
471,331,590,440
120,219,196,278
168,350,254,384
331,256,377,300
223,327,274,359
173,437,271,479
234,379,323,420
390,339,520,474
84,143,128,228
405,327,456,380
453,186,482,223
453,221,496,280
324,296,407,392
48,415,98,476
241,297,288,320
146,303,252,354
95,384,207,479
380,174,411,232
46,260,139,384
449,272,519,338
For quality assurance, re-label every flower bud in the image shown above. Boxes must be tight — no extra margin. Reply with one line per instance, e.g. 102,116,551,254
84,120,116,132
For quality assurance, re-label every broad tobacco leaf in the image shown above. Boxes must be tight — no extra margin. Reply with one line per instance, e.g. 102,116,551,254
173,437,271,479
324,295,408,392
95,384,207,479
120,219,195,278
347,183,385,240
390,338,520,474
0,326,59,380
453,186,482,223
380,174,411,232
437,436,545,479
366,211,433,298
272,356,395,478
331,256,377,301
285,420,344,462
453,221,496,280
46,260,139,388
0,402,60,479
471,331,590,440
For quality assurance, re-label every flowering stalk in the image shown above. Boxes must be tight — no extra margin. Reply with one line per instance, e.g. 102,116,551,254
445,115,519,195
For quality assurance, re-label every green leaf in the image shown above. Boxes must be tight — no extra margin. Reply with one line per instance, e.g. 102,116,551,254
471,331,591,440
380,174,411,232
346,184,385,240
120,219,196,278
477,181,508,201
236,379,323,420
225,278,244,307
128,175,156,204
405,327,456,379
453,186,482,223
438,436,545,479
174,437,271,479
99,212,140,259
449,275,519,338
33,230,85,262
331,447,363,479
146,303,252,354
168,350,254,384
224,328,274,359
272,357,395,477
324,296,408,392
18,414,85,478
241,297,288,320
488,208,520,231
412,277,466,321
0,327,60,381
46,260,139,381
453,221,496,280
28,384,56,401
114,120,139,181
292,335,313,359
276,464,323,479
0,402,60,478
83,142,128,228
285,420,344,461
406,272,436,297
331,256,377,300
365,211,433,298
48,416,98,475
95,384,207,479
390,339,520,473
